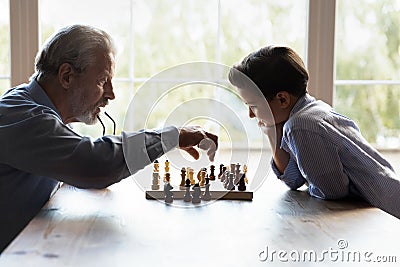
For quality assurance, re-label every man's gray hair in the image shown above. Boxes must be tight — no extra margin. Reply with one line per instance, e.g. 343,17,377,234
32,24,116,82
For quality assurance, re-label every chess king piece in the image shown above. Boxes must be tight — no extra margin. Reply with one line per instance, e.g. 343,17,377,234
191,183,201,204
183,178,192,202
164,173,173,203
202,176,211,201
227,173,235,191
180,167,187,190
238,173,246,191
209,165,216,180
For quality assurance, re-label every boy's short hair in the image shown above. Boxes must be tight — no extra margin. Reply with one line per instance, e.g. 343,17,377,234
228,46,309,101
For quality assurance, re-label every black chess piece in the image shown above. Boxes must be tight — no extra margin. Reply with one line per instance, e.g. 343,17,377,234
209,165,216,180
238,173,246,191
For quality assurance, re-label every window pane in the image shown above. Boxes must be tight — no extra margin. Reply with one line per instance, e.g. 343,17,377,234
335,0,400,149
133,0,219,77
335,85,400,148
220,0,307,66
335,0,400,80
0,0,10,95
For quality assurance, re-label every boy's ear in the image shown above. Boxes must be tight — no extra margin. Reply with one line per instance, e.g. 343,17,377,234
276,91,291,108
58,63,75,89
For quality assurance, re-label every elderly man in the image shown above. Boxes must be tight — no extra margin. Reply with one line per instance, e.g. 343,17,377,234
0,25,218,252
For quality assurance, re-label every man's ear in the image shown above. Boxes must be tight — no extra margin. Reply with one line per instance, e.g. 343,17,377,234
58,63,74,89
276,91,291,108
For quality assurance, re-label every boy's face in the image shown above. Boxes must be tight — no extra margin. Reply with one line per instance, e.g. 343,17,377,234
238,88,292,133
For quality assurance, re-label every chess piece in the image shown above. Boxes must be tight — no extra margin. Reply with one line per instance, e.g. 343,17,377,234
209,165,216,180
153,160,160,172
164,160,170,182
199,168,206,187
183,178,192,202
218,164,224,179
223,170,230,188
180,167,186,190
164,160,170,173
151,172,160,190
234,163,241,184
230,163,236,174
151,160,160,190
243,164,248,184
227,173,235,190
202,176,211,201
191,184,201,204
238,173,246,191
188,168,195,185
220,166,227,182
164,173,173,203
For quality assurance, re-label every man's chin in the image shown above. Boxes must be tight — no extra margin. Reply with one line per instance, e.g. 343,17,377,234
76,113,98,125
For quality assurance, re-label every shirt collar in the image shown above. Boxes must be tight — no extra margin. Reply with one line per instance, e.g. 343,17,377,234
289,93,316,117
27,79,61,118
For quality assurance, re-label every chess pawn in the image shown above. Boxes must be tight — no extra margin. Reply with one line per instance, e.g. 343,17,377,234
164,173,173,203
227,173,235,191
202,176,211,201
180,167,186,190
209,165,216,180
151,172,160,190
183,178,192,202
238,173,246,191
191,184,201,204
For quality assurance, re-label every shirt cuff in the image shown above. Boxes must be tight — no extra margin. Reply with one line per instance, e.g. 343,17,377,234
121,126,179,175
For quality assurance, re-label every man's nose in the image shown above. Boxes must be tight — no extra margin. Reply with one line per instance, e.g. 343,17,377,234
104,81,115,100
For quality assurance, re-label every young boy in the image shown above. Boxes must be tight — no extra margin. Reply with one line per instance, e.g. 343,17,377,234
228,45,399,219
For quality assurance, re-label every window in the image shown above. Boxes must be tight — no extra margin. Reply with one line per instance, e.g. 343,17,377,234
335,0,400,148
0,0,10,94
39,0,307,145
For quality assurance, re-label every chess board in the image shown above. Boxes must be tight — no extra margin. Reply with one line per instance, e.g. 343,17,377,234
145,179,253,201
146,162,253,201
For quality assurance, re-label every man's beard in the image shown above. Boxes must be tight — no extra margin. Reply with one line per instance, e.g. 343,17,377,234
75,108,98,125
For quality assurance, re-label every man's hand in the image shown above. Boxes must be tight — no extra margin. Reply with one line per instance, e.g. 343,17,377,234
178,126,218,162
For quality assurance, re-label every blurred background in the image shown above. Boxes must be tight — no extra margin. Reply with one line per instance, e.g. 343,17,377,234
0,0,399,157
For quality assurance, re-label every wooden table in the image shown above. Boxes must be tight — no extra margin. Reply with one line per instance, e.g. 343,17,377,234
1,162,400,266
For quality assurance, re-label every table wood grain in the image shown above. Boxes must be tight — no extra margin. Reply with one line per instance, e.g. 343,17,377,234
1,159,399,266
